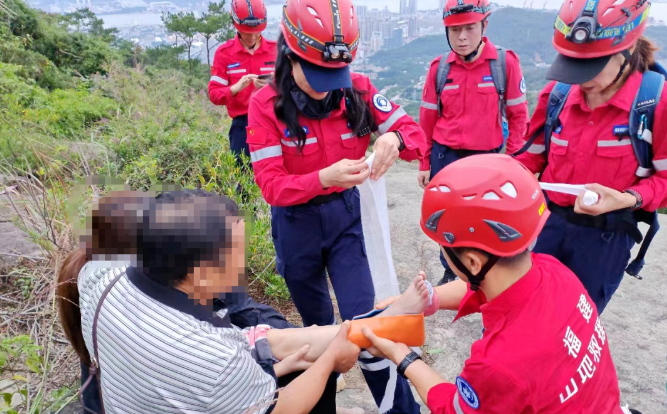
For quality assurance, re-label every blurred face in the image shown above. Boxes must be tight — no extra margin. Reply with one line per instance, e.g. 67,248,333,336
191,219,247,301
239,32,261,48
289,59,328,100
579,52,627,94
448,21,486,56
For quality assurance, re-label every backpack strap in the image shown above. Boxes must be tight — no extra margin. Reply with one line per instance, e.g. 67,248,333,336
489,46,507,124
435,53,452,115
513,82,571,161
628,69,664,178
625,67,665,279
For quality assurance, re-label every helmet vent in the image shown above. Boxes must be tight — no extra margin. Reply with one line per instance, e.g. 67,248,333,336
315,17,324,28
425,210,445,232
429,185,451,192
482,191,500,200
463,195,476,200
443,232,455,244
350,7,354,26
500,182,517,198
484,220,522,242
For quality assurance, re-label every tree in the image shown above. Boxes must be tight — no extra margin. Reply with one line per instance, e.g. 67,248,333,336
61,8,118,42
162,11,198,74
196,1,234,67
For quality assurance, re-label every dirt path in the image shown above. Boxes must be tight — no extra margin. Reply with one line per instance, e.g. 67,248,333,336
336,160,667,413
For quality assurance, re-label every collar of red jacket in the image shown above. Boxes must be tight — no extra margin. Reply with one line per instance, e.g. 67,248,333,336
231,33,272,55
446,36,497,67
565,70,643,113
453,252,544,327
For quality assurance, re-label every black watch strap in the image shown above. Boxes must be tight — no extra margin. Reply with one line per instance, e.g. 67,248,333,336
395,131,406,152
397,351,421,378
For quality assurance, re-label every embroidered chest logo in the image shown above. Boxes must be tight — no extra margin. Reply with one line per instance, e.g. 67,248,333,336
227,62,241,69
482,75,493,82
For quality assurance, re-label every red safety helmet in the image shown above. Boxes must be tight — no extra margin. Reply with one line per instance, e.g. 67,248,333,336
280,0,360,69
420,154,550,258
443,0,491,27
231,0,267,34
547,0,650,84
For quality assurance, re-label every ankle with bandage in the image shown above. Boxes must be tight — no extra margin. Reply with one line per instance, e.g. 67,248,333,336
423,279,440,317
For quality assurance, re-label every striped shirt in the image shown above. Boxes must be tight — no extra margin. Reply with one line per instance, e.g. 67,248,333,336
78,262,276,414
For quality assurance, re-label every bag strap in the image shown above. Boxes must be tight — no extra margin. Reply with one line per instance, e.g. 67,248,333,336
435,53,452,115
628,69,664,178
490,46,507,124
78,272,123,414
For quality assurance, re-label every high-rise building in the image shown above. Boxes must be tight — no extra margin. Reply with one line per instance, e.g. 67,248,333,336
380,21,393,39
370,31,383,53
439,0,446,12
390,27,404,49
399,0,408,15
409,0,418,14
408,16,418,37
356,5,367,20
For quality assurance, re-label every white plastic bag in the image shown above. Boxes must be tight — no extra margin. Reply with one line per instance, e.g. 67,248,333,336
358,152,400,301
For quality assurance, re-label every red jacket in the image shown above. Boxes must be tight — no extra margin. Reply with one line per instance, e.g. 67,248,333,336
427,254,623,414
208,35,277,119
246,73,426,207
516,72,667,211
419,38,528,169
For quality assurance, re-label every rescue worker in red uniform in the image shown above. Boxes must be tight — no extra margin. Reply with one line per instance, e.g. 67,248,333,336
246,0,426,411
514,0,667,313
209,0,276,169
419,0,529,286
363,154,638,414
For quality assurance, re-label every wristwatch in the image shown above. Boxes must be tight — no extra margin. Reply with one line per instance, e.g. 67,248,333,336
624,188,643,210
395,131,406,152
397,351,421,378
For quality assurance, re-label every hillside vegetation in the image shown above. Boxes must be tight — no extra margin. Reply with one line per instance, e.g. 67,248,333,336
0,1,285,412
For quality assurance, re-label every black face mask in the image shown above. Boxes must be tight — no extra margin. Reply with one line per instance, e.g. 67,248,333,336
289,79,344,119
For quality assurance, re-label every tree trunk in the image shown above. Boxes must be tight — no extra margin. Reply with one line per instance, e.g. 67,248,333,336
205,37,211,67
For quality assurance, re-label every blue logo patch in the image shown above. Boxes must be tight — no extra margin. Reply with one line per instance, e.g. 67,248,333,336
227,62,241,69
373,94,393,113
613,125,629,136
284,126,309,137
456,377,480,409
520,77,527,94
555,125,563,134
482,75,493,82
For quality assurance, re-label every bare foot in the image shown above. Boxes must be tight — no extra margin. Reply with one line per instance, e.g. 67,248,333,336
379,274,430,317
336,407,364,414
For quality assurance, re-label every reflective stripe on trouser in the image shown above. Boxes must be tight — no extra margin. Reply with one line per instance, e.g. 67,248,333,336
271,188,420,414
533,210,635,313
229,115,252,170
430,141,502,270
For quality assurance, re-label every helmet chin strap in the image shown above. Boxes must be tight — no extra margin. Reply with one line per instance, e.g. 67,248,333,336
609,49,632,86
445,26,484,62
442,247,499,291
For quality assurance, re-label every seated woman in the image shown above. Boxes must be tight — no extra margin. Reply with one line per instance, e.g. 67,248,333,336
58,189,430,414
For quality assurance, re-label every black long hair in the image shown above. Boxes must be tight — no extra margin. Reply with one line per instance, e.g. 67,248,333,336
272,34,375,150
